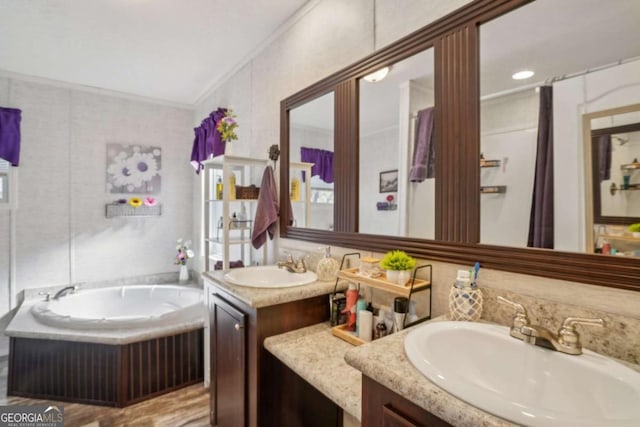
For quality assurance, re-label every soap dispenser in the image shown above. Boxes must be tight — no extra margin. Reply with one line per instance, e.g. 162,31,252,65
316,246,339,281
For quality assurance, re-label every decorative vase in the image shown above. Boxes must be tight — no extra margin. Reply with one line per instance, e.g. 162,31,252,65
386,270,399,283
179,265,189,283
396,270,412,286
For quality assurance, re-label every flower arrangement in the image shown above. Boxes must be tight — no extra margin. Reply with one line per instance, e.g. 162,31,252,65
216,109,238,143
129,197,143,207
175,238,195,266
380,250,416,271
143,196,157,207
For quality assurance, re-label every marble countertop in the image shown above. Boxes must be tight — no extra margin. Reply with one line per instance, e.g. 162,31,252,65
264,322,362,421
203,271,346,308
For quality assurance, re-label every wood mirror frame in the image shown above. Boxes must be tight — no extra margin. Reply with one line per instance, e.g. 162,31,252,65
279,0,640,291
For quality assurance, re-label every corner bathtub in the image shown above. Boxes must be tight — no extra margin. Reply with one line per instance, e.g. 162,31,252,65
8,284,205,407
30,284,203,329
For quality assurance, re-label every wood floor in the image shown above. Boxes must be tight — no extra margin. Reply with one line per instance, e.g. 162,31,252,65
0,358,210,427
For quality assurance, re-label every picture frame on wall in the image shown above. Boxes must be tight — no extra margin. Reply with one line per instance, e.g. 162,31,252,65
379,169,398,193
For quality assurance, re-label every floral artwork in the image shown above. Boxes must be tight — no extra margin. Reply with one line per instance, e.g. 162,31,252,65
106,144,161,194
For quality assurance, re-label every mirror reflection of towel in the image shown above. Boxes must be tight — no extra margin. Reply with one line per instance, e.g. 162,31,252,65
409,107,435,182
598,135,611,182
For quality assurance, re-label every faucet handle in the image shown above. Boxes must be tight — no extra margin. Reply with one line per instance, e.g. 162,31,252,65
282,251,294,263
497,296,530,339
38,291,51,302
558,317,605,352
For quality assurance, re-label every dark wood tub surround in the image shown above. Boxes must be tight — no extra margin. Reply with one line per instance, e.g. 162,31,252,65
8,328,204,407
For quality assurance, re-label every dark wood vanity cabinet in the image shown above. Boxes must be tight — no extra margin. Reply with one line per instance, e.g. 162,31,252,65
362,375,452,427
207,281,335,427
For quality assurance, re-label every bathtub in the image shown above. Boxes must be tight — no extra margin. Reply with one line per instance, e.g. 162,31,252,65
7,284,205,407
30,284,203,329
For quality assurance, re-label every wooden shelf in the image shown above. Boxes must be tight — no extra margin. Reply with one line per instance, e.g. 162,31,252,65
331,324,365,346
600,234,640,242
620,162,640,171
480,185,507,194
337,268,430,298
480,159,501,168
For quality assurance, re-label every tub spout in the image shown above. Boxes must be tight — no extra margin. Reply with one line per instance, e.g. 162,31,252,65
53,285,78,300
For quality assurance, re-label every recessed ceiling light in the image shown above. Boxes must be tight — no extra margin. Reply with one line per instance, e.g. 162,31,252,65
512,70,535,80
363,67,390,83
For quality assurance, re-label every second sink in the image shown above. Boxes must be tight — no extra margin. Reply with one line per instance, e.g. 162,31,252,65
404,320,640,427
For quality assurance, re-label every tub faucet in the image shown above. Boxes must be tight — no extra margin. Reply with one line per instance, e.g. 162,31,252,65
53,285,78,300
277,253,307,273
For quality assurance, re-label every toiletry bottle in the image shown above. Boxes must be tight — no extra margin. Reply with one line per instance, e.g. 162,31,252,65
216,177,223,199
229,173,236,200
375,310,388,339
355,297,367,336
392,297,409,333
239,203,247,222
342,283,359,331
331,293,346,326
316,246,339,281
290,177,300,201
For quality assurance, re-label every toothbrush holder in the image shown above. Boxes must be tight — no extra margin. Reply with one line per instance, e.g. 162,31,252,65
448,285,483,321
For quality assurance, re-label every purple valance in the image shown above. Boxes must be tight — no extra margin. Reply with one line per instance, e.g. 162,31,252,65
0,107,22,166
190,107,228,174
300,147,334,183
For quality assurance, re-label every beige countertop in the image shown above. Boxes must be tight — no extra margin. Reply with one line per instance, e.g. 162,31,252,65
264,323,363,421
203,270,346,308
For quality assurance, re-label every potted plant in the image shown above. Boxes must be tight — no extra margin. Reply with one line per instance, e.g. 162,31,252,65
629,223,640,238
380,250,417,285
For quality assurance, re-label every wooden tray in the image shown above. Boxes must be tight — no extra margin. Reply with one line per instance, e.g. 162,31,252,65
331,324,365,346
337,268,430,297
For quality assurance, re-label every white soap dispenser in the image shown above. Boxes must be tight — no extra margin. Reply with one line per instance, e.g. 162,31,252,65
316,246,339,281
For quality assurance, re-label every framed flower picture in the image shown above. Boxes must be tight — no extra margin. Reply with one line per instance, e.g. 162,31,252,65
106,143,161,194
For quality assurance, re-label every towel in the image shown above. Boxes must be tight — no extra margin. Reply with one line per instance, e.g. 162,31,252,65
252,166,280,249
0,107,22,166
409,107,435,182
598,134,611,182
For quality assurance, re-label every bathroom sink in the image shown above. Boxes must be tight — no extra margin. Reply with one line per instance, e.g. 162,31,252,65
223,265,317,288
404,321,640,427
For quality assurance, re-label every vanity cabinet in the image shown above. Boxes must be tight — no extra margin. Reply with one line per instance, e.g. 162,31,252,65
206,277,336,426
362,375,452,427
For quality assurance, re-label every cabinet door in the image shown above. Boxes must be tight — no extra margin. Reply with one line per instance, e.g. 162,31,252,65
211,293,247,427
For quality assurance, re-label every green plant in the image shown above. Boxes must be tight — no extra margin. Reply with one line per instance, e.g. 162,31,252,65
629,223,640,233
379,250,416,271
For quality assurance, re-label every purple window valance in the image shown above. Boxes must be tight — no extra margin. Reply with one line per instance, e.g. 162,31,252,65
300,147,334,183
190,107,228,174
0,107,22,166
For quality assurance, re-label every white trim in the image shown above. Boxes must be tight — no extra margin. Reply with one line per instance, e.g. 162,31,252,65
194,0,324,105
0,69,195,110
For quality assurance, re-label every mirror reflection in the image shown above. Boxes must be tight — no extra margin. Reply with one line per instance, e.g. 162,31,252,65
479,0,640,254
358,48,435,237
289,91,335,230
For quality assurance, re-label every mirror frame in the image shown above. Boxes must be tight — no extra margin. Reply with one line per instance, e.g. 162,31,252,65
280,0,640,291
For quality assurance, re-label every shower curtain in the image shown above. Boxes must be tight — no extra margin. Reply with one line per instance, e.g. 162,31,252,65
527,86,554,249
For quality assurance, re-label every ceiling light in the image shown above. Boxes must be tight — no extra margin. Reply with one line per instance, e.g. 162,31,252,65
363,67,390,83
512,70,535,80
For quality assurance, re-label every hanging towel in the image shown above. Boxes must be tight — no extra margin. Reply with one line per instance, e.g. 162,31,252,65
0,107,22,166
252,166,280,249
409,107,435,182
598,134,611,182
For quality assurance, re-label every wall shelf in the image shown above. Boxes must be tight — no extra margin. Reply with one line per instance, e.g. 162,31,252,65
609,182,640,195
620,161,640,171
105,204,161,218
480,185,507,194
337,267,430,297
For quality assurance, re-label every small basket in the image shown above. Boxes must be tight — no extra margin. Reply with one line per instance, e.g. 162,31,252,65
235,185,260,199
448,286,483,321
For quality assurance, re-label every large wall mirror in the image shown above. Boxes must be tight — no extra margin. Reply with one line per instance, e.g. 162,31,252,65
280,0,640,291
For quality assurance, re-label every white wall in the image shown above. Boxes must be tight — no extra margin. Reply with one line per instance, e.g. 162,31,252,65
0,76,194,312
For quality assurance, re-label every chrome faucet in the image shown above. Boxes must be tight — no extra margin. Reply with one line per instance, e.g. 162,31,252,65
498,296,604,355
52,285,78,300
277,253,307,273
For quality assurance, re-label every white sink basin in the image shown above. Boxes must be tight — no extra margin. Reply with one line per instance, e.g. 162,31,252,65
404,321,640,427
223,265,317,288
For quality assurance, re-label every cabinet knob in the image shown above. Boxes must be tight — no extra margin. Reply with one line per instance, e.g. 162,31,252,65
234,323,244,331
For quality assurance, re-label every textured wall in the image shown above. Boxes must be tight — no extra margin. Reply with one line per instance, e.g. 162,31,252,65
0,78,194,313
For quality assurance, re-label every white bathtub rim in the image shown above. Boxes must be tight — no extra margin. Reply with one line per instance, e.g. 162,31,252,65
30,284,203,330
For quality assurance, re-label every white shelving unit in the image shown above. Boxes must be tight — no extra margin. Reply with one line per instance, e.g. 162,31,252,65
203,155,269,271
289,161,313,228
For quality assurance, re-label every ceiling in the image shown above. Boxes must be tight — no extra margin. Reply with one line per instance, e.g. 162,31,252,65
0,0,310,105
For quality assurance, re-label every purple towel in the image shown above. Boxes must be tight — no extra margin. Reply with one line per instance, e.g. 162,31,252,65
190,108,227,174
252,166,280,249
409,107,435,182
0,107,22,166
